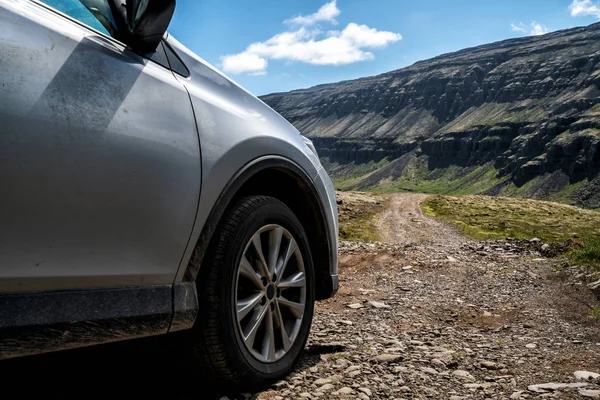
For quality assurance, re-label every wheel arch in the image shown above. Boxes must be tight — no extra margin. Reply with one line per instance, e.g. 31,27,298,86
183,156,334,301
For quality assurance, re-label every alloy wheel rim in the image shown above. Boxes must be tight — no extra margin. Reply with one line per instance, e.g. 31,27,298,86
234,224,306,363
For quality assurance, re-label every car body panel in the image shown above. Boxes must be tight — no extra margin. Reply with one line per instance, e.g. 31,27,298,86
162,35,330,284
0,0,201,293
0,0,337,359
0,285,171,359
315,166,339,282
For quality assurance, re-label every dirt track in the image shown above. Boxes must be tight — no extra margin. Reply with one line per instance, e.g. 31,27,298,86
3,193,599,399
254,193,600,400
377,193,462,245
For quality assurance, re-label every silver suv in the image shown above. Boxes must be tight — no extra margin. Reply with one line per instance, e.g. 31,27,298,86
0,0,338,384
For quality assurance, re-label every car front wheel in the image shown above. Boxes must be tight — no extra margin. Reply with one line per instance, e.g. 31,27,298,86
189,195,315,385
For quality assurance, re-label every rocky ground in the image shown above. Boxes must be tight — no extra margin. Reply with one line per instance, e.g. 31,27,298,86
253,193,600,400
3,193,599,399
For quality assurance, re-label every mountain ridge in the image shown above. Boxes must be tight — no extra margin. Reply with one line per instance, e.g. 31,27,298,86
261,22,600,208
265,22,600,96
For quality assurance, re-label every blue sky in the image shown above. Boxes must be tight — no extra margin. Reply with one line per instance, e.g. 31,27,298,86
169,0,600,95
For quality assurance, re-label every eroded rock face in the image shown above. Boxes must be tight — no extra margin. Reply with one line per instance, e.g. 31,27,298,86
261,23,600,203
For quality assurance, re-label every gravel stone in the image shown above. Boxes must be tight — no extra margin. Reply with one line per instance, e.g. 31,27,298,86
575,371,600,381
233,193,600,400
371,354,403,363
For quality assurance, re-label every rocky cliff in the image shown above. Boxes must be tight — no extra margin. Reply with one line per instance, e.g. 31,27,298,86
261,23,600,208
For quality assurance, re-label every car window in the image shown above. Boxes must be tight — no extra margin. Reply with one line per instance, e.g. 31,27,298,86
163,42,190,77
38,0,116,38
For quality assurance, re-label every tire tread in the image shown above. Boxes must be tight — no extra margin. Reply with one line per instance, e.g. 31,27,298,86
192,196,297,384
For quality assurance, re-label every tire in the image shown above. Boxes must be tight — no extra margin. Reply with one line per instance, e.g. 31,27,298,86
188,195,315,385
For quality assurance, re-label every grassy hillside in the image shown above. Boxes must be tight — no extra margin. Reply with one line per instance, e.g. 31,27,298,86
327,155,599,208
424,195,600,243
263,22,600,208
336,191,388,242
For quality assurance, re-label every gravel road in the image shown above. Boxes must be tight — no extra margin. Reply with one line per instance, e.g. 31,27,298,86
3,193,599,399
376,193,462,245
253,193,600,400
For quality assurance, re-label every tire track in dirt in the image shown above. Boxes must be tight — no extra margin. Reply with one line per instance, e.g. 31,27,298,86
376,193,463,245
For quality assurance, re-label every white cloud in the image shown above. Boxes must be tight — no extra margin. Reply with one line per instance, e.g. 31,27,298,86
510,22,527,33
339,23,403,47
529,22,550,35
510,21,550,36
510,22,526,33
570,0,600,18
221,2,402,75
221,52,268,75
284,0,340,26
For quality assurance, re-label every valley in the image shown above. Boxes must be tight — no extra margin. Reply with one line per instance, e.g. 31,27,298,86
261,23,600,208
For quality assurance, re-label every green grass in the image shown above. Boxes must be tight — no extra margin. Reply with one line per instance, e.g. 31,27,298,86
329,154,515,198
338,193,388,242
436,101,549,134
589,308,600,320
572,236,600,265
547,180,588,205
369,160,508,195
328,150,591,207
339,209,383,242
325,158,392,191
424,194,600,242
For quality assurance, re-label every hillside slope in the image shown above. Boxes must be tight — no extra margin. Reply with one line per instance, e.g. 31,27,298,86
261,23,600,207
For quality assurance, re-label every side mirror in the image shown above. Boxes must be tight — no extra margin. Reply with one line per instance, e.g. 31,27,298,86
111,0,176,54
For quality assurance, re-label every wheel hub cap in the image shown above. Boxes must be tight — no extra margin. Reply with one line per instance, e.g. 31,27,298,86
234,224,306,363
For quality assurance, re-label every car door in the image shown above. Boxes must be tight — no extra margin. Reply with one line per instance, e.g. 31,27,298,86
0,0,201,294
